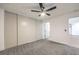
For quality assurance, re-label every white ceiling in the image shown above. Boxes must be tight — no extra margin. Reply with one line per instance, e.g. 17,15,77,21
0,3,79,20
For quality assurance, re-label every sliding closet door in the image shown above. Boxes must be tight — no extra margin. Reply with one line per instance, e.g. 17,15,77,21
18,15,39,45
4,12,17,49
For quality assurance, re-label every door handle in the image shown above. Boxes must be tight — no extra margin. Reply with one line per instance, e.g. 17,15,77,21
64,29,67,32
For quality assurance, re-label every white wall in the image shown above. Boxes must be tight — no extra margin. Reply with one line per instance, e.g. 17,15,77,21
48,11,79,48
36,20,43,40
4,12,42,48
0,8,4,51
4,12,17,49
18,15,41,45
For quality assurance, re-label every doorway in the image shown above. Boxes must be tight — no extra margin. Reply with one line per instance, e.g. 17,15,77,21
42,22,50,39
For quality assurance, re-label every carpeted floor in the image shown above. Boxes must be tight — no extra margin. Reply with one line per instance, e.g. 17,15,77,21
0,39,79,55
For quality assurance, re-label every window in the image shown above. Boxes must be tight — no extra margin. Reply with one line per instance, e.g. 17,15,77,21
69,17,79,35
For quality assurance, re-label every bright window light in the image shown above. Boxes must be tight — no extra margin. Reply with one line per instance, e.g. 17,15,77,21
42,22,50,39
69,17,79,35
72,22,79,35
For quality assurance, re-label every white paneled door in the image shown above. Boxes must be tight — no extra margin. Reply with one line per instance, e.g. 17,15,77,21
4,12,17,49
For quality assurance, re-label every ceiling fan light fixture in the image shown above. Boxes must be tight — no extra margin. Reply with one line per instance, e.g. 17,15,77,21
31,3,56,16
40,12,46,16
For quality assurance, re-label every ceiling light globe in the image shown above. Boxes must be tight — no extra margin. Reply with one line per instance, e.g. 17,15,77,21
41,12,46,16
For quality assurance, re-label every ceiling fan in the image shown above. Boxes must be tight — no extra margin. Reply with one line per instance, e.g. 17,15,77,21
31,3,56,16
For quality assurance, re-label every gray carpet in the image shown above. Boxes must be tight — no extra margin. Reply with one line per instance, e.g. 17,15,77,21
0,39,79,55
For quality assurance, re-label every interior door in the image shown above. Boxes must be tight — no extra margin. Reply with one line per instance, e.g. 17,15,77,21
42,22,50,39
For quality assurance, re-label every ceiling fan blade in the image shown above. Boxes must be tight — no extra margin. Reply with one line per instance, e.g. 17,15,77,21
46,6,56,11
46,13,51,16
39,3,44,11
31,10,41,12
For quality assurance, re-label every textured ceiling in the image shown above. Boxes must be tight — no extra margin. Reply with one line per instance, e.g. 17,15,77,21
0,3,79,20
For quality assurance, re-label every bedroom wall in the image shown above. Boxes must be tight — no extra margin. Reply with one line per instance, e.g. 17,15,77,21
4,12,17,49
0,8,4,51
4,11,42,48
18,15,41,45
36,20,43,40
48,11,79,48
